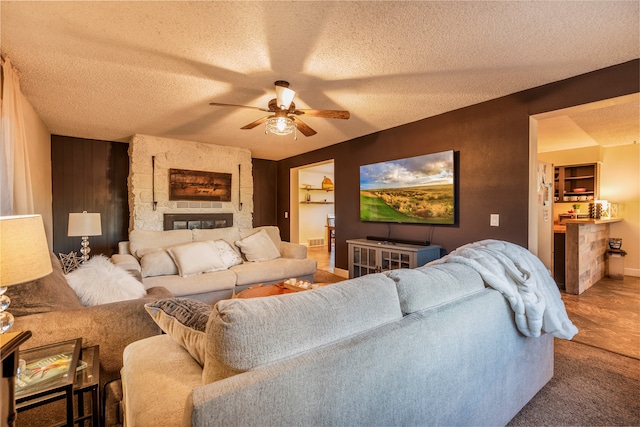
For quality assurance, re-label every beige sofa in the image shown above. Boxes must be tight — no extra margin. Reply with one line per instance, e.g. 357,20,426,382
111,226,316,304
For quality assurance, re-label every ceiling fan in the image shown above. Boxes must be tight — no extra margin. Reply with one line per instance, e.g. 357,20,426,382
209,80,350,138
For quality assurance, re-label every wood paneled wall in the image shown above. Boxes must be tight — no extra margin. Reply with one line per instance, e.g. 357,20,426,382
252,158,278,226
51,135,129,257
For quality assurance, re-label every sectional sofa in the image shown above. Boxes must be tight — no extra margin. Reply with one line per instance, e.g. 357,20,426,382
121,255,569,426
111,225,317,304
11,252,172,426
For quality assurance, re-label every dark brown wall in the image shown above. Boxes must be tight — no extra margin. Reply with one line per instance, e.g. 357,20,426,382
51,135,129,257
252,158,278,226
275,60,640,271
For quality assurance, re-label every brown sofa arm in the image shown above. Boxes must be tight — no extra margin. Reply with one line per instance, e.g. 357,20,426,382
12,286,172,385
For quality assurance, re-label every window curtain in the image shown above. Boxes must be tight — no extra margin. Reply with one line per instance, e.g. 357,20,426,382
1,56,34,215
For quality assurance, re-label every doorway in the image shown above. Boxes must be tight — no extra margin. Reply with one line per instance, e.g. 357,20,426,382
528,93,639,276
289,160,335,250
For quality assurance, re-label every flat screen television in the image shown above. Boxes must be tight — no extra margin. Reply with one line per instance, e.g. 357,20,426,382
360,150,456,225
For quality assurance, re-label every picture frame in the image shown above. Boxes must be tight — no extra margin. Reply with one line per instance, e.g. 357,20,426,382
169,169,232,202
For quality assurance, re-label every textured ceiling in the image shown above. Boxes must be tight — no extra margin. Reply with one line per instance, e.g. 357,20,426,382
537,94,640,153
1,1,639,160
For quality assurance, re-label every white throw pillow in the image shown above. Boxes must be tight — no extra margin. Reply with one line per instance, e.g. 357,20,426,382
167,241,227,277
65,255,147,306
212,240,243,268
140,249,179,278
235,229,281,262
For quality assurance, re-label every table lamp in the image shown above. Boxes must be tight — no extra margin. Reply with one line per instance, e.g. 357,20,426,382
68,211,102,262
0,215,53,333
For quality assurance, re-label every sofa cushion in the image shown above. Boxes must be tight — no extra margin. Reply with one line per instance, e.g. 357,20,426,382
386,263,485,315
142,269,237,296
65,255,147,306
168,241,228,277
230,257,317,286
129,229,193,259
203,273,403,383
239,226,281,249
10,252,83,316
211,240,244,268
192,228,242,248
140,249,179,278
235,229,281,262
145,298,212,366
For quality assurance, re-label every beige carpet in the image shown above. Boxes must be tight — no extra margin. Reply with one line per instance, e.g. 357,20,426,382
508,339,640,426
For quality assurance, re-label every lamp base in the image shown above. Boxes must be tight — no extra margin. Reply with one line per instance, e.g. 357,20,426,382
0,287,14,333
0,311,14,334
79,236,91,262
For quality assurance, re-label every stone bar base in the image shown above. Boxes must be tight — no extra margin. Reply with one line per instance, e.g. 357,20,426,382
565,222,610,294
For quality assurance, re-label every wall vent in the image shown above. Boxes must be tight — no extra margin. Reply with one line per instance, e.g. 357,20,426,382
308,238,325,247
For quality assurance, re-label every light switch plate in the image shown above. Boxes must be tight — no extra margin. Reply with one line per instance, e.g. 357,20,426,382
490,214,500,227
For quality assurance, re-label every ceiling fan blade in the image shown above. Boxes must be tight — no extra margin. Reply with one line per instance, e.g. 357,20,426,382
209,102,270,112
292,117,317,137
241,116,270,130
293,109,350,120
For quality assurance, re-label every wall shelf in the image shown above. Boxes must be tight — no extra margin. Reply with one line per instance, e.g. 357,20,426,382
300,187,333,192
554,163,600,203
300,201,334,205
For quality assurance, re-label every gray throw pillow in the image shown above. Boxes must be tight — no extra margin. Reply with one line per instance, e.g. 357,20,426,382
145,298,213,366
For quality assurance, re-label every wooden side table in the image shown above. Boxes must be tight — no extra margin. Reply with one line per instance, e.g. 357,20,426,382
1,330,32,427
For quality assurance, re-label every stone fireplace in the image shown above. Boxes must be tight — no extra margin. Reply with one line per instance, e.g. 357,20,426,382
128,134,253,231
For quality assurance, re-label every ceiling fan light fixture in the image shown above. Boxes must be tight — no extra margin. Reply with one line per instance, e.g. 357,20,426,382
265,116,297,139
275,85,296,110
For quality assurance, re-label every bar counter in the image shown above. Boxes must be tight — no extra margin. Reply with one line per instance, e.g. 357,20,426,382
561,218,622,294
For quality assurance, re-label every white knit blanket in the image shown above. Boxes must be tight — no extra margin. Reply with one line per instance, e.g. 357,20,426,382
427,239,578,340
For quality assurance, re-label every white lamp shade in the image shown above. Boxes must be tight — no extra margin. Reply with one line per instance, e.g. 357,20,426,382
275,86,296,110
0,215,53,287
68,212,102,237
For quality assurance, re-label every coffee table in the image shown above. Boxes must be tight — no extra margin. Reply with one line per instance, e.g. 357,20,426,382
234,282,329,299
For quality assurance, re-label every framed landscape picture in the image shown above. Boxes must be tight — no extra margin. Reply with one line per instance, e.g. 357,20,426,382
359,150,456,225
169,169,232,201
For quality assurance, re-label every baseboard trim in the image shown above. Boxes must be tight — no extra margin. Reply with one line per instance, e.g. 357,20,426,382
623,268,639,277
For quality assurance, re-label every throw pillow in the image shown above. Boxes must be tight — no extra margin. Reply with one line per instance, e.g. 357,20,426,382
235,229,281,262
212,240,243,268
65,255,147,306
58,251,82,274
144,298,212,366
167,241,227,277
140,249,179,278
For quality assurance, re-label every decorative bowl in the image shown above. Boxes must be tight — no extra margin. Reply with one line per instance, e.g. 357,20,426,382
573,187,586,193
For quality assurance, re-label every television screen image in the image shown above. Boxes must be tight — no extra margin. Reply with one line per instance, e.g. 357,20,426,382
360,150,455,225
